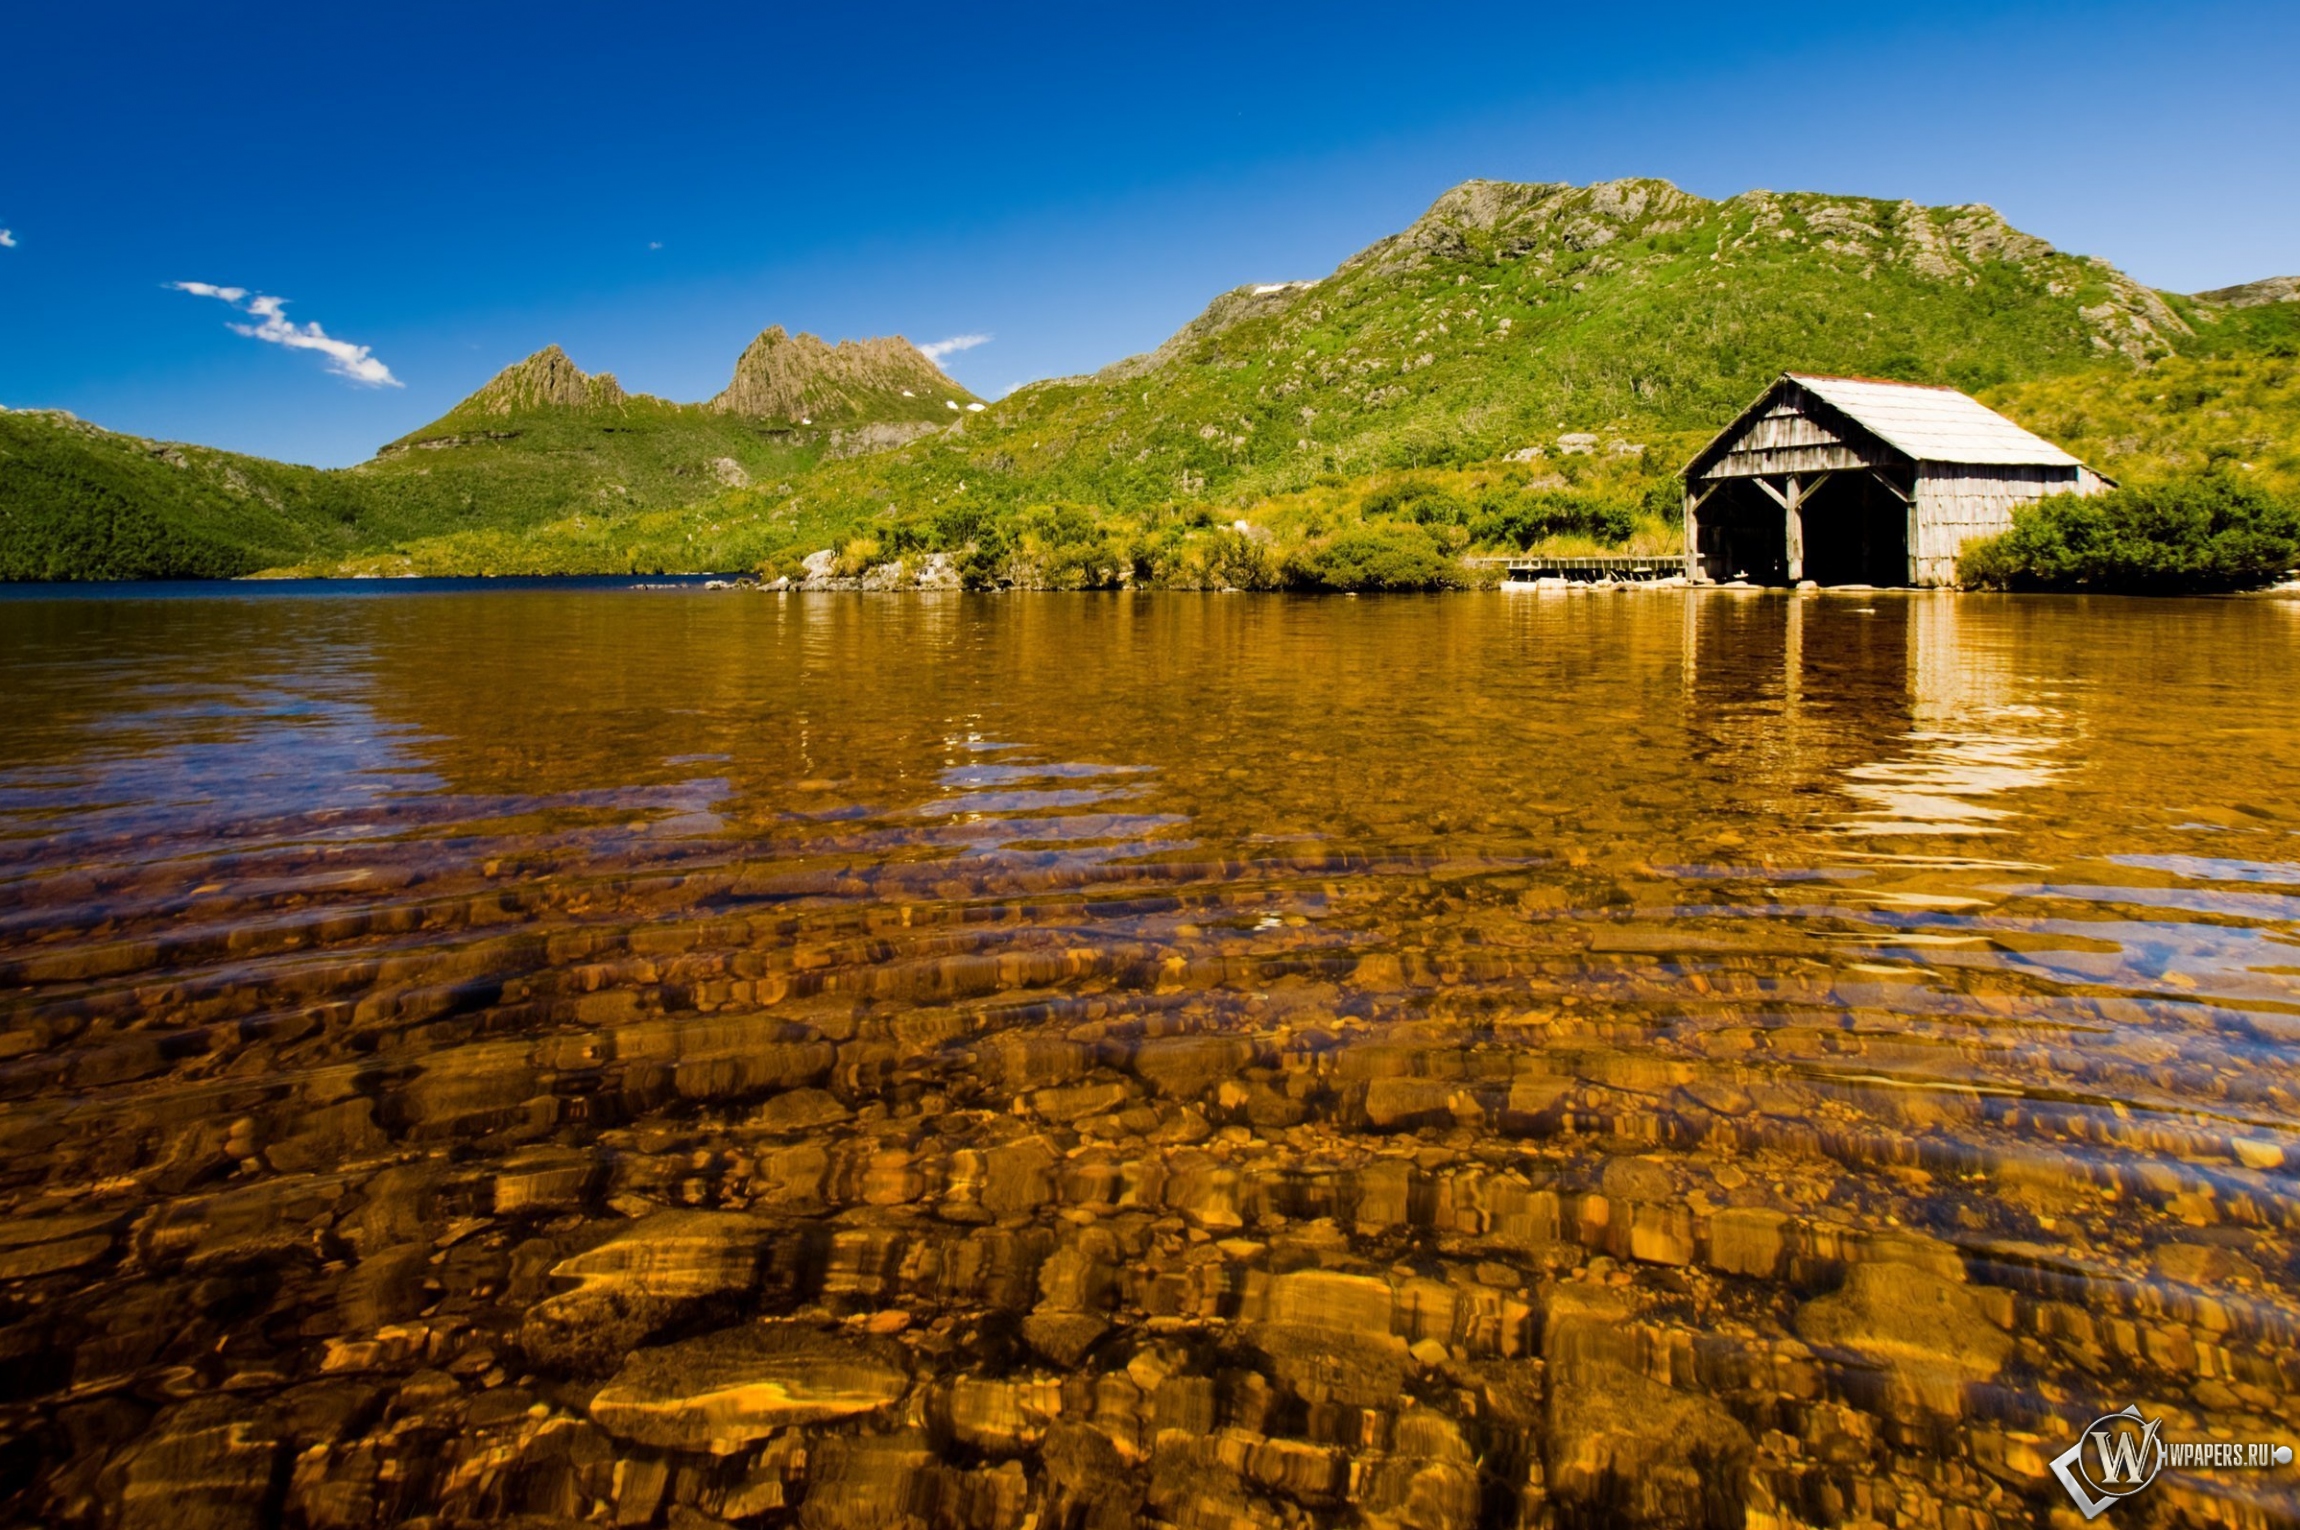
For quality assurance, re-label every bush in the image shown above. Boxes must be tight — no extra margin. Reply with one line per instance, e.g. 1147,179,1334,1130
957,523,1013,589
1957,474,2300,593
1198,528,1281,590
932,500,1003,549
1471,489,1635,549
1641,475,1685,527
1015,501,1128,588
1359,478,1470,527
883,511,934,554
1284,522,1464,591
1016,501,1104,549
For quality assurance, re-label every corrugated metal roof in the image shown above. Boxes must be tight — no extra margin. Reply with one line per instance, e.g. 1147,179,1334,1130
1786,373,2081,467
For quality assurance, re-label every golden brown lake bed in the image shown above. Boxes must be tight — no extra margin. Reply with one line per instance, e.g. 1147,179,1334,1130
2,586,2297,1528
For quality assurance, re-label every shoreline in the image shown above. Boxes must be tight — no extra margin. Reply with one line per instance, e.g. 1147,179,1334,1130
3,575,2294,602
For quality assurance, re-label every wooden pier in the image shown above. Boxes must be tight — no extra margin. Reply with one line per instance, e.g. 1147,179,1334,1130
1475,554,1689,583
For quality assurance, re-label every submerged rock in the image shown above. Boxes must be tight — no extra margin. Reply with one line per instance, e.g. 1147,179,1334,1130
520,1210,773,1370
1794,1259,2013,1414
1547,1364,1753,1528
99,1397,285,1530
588,1323,908,1453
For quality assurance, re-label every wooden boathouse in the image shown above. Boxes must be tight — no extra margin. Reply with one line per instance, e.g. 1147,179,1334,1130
1683,373,2109,587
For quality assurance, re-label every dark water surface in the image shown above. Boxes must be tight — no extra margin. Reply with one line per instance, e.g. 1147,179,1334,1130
3,588,2298,1529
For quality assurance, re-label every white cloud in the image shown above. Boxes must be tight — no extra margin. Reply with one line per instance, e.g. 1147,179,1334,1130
0,230,16,249
648,241,663,250
169,281,401,387
918,333,990,363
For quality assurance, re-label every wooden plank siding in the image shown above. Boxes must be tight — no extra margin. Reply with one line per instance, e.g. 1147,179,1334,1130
1695,404,1896,482
1684,375,2106,588
1910,464,2086,585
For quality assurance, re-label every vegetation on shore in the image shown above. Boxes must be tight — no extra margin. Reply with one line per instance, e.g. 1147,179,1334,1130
1983,353,2300,506
2,336,970,581
0,409,362,580
6,178,2298,589
1957,473,2300,594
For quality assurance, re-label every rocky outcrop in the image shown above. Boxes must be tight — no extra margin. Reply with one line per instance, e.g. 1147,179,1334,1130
2195,275,2300,308
1335,178,1701,278
710,326,972,423
1311,177,2190,364
824,419,948,459
1096,282,1320,383
456,344,632,415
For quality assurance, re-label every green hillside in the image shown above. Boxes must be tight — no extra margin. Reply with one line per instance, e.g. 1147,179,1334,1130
6,178,2296,585
0,409,364,579
0,331,979,580
348,178,2273,582
1984,298,2300,502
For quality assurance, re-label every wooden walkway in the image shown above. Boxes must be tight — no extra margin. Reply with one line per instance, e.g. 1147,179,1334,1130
1473,554,1688,583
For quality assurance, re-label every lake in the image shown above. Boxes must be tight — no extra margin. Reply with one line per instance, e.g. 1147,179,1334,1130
2,585,2296,1528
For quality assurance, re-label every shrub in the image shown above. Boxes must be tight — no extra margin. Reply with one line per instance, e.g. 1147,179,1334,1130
1957,474,2300,593
957,523,1013,590
1471,489,1635,549
1284,522,1463,591
933,500,1003,549
1013,501,1128,588
1359,478,1470,526
1641,475,1685,527
883,511,934,554
1016,501,1104,548
1037,534,1130,589
1198,528,1281,590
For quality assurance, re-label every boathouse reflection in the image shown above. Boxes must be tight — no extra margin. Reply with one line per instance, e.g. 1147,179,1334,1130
1681,591,2067,839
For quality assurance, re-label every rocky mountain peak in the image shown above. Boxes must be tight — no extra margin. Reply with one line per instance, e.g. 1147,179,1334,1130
708,327,972,423
459,346,630,416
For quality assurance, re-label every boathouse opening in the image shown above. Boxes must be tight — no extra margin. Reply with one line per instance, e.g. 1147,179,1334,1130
1682,373,2109,587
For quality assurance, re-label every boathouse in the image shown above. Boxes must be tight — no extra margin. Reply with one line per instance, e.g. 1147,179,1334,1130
1683,373,2110,587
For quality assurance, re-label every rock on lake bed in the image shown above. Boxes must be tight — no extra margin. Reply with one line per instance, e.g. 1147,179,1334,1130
1,585,2298,1527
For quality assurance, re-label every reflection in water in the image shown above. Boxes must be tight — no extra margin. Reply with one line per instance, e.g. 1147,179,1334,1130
3,588,2300,1529
1836,598,2071,837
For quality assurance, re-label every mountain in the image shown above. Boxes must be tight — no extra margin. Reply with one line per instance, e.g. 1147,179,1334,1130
451,344,633,414
5,178,2295,583
1,329,979,578
483,177,2274,581
709,327,974,425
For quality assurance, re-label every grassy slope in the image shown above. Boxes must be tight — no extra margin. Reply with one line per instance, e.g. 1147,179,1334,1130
0,410,369,579
8,179,2295,583
344,400,832,549
0,345,977,580
1984,300,2300,502
371,179,2225,580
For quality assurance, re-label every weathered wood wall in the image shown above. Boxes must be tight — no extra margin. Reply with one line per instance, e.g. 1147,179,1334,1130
1696,402,1895,482
1911,464,2086,585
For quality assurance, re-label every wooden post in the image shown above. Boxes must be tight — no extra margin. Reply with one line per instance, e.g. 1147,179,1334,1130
1906,476,1922,586
1683,486,1698,581
1683,479,1721,584
1779,475,1802,583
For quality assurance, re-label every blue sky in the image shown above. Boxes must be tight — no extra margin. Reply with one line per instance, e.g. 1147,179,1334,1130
4,0,2296,467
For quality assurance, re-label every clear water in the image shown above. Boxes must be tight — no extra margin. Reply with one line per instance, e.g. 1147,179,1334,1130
2,587,2296,1527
